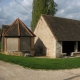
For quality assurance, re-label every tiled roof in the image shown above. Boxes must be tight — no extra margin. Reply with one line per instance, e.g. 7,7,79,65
2,25,10,36
2,18,35,37
42,14,80,41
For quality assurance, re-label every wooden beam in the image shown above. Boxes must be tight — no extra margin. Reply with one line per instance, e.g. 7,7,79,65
18,37,20,51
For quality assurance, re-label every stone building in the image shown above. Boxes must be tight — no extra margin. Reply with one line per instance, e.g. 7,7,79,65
34,14,80,58
2,18,35,56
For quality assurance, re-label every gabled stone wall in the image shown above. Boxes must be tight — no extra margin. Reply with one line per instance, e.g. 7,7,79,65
34,16,57,58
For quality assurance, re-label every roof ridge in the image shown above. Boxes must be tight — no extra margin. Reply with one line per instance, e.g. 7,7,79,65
4,18,18,36
41,14,80,41
42,14,80,22
3,18,35,37
17,18,20,36
19,19,36,37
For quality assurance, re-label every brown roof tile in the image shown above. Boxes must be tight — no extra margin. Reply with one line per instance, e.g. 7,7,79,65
42,14,80,41
2,25,10,35
2,18,35,37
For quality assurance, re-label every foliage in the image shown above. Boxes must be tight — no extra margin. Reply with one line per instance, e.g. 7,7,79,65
0,54,80,70
0,42,2,51
31,0,57,31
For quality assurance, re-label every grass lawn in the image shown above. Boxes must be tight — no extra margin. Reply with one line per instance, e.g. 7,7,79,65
0,53,80,70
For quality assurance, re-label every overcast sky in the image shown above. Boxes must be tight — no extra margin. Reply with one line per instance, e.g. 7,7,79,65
0,0,80,29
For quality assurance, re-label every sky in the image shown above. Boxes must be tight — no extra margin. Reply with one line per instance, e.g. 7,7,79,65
0,0,80,29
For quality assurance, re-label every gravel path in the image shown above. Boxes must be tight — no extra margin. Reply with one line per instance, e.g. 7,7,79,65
0,61,80,80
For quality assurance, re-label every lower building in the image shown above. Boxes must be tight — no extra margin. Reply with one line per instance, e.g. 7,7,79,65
2,18,35,56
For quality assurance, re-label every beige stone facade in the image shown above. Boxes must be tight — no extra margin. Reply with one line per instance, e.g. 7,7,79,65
56,42,62,58
34,16,57,58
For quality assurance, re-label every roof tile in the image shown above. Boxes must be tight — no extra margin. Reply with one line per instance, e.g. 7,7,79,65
42,14,80,41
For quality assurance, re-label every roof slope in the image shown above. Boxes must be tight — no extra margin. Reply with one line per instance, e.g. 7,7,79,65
2,25,10,36
2,18,35,37
42,14,80,41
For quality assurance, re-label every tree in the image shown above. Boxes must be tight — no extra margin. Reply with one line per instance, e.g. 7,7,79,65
31,0,57,31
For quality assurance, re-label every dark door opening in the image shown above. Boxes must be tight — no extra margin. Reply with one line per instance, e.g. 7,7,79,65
62,41,74,56
78,41,80,51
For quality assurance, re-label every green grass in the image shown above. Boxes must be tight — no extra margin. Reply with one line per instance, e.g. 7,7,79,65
0,53,80,70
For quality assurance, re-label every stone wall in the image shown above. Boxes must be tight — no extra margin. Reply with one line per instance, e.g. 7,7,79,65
56,41,62,58
8,51,22,56
34,16,56,58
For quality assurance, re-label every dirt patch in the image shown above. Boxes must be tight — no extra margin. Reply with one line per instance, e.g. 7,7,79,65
0,61,80,80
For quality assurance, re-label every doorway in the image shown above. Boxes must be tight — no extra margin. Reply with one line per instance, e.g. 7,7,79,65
62,41,74,56
78,41,80,51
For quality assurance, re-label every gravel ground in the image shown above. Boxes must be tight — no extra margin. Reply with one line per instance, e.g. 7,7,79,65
0,61,80,80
